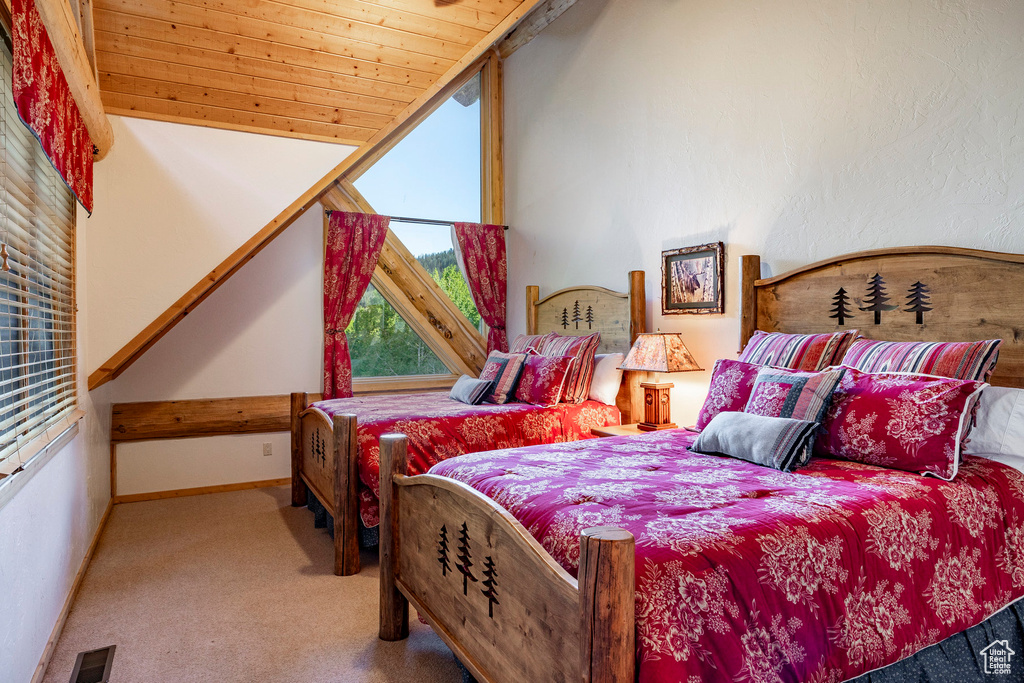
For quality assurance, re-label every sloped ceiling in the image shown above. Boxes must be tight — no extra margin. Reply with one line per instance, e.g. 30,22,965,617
93,0,527,144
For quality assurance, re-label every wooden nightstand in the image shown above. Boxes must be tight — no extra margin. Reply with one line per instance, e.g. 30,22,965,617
591,424,647,438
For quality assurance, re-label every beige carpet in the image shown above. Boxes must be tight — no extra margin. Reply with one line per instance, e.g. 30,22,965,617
42,486,461,683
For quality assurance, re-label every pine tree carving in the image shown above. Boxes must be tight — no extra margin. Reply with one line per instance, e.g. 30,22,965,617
560,307,569,329
481,556,499,618
905,281,932,324
572,301,582,329
860,274,898,325
455,522,477,595
829,287,854,326
437,525,452,577
585,305,594,330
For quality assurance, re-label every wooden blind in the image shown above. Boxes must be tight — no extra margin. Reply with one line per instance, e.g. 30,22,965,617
0,35,78,479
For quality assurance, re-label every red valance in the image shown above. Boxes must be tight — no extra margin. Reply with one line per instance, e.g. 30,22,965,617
12,0,94,213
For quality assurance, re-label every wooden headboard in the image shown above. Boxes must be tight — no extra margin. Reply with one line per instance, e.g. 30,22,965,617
526,271,646,420
740,246,1024,387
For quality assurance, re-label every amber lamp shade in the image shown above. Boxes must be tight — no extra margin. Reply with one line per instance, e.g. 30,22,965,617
619,333,703,431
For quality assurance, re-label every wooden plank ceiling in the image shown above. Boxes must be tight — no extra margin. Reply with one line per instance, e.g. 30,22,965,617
93,0,527,144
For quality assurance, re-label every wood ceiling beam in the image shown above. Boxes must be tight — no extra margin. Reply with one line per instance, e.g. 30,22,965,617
497,0,577,59
88,0,538,389
35,0,115,159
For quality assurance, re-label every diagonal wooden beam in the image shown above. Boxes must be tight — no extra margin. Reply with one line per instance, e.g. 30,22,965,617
87,2,539,390
496,0,578,59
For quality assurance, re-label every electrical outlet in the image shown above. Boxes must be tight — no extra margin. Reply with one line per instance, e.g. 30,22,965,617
262,442,272,457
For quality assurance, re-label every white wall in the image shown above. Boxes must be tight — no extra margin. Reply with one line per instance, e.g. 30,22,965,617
84,117,351,496
505,0,1024,425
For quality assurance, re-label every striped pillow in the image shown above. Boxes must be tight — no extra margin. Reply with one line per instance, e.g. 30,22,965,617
510,332,556,353
745,367,846,424
691,412,819,472
840,339,1002,381
739,330,859,371
479,351,528,404
540,332,601,403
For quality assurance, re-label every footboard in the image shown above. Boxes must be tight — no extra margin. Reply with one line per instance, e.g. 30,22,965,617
291,391,361,576
378,434,635,683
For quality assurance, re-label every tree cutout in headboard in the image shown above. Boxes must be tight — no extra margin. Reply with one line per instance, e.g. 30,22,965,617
905,282,932,325
572,301,582,329
860,274,898,324
585,305,594,330
560,307,569,329
830,288,854,326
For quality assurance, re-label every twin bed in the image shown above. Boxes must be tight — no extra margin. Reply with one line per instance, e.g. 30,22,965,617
373,246,1024,682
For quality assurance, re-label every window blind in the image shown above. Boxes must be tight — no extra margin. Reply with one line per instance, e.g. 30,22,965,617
0,34,78,480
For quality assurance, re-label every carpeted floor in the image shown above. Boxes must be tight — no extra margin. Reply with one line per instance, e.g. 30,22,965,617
42,486,462,683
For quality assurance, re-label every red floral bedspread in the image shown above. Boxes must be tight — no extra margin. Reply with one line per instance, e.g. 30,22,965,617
430,429,1024,682
312,392,619,528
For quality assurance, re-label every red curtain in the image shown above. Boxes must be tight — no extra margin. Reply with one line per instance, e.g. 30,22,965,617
454,223,508,354
12,0,94,213
324,211,390,399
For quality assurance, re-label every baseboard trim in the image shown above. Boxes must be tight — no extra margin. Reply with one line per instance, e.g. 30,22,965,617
113,478,290,504
32,498,114,683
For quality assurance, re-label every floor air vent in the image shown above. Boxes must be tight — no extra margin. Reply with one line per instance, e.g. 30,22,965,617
70,645,115,683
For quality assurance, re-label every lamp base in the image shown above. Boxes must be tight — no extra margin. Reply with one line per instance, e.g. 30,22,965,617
639,381,675,431
637,421,678,432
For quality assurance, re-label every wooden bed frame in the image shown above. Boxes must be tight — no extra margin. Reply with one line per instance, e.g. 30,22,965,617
291,272,647,576
378,246,1024,682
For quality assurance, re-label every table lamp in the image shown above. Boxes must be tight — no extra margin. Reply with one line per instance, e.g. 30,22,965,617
619,333,703,431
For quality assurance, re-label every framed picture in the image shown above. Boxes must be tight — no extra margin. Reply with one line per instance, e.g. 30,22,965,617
662,242,724,315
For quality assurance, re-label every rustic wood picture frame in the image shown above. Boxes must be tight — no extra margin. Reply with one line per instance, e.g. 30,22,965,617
662,241,724,315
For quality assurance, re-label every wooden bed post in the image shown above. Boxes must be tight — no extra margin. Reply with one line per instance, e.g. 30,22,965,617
333,413,360,576
290,392,308,507
379,433,410,641
526,285,539,335
579,526,635,683
739,255,760,354
626,270,646,424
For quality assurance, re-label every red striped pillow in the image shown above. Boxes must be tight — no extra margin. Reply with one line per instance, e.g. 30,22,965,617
479,351,528,404
540,333,601,403
739,330,859,371
510,333,556,353
840,339,1002,381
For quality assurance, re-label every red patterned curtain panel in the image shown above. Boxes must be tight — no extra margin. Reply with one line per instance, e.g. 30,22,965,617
12,0,94,213
323,211,390,399
453,223,508,354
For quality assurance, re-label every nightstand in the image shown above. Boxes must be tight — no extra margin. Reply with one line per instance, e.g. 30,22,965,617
591,424,647,438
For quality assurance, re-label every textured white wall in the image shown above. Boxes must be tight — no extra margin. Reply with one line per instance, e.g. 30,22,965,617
505,0,1024,425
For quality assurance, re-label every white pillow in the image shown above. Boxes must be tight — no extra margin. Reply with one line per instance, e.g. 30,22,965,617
964,386,1024,456
588,353,625,406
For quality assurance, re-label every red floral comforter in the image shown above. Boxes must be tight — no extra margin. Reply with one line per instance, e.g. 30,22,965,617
430,429,1024,682
312,392,619,527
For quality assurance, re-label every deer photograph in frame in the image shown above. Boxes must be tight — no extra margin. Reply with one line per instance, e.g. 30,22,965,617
662,242,724,315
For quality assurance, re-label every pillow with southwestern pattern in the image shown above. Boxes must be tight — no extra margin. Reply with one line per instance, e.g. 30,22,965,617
540,332,601,403
449,375,493,405
840,338,1002,382
738,330,859,371
515,354,575,407
745,366,846,423
694,358,761,430
479,351,528,404
815,367,986,480
690,411,819,472
510,332,557,354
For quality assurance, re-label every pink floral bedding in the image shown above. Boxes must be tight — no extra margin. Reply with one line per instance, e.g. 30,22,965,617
430,429,1024,682
312,392,620,527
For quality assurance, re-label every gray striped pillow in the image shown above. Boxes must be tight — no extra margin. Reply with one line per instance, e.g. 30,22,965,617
690,411,819,471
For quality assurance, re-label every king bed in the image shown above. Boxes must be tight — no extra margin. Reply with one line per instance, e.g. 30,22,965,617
376,246,1024,682
290,271,646,575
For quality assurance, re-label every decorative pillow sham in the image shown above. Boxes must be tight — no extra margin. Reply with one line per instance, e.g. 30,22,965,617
694,359,761,430
509,332,556,354
744,366,846,424
840,338,1002,382
479,351,528,404
691,411,819,472
963,386,1024,456
589,353,625,406
540,332,601,404
449,375,493,405
738,330,859,372
815,367,986,480
515,355,575,407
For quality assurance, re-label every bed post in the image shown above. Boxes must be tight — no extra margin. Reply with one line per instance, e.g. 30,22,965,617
626,270,647,424
378,433,410,641
739,255,761,354
579,526,635,683
526,285,539,335
290,392,308,507
333,413,360,576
